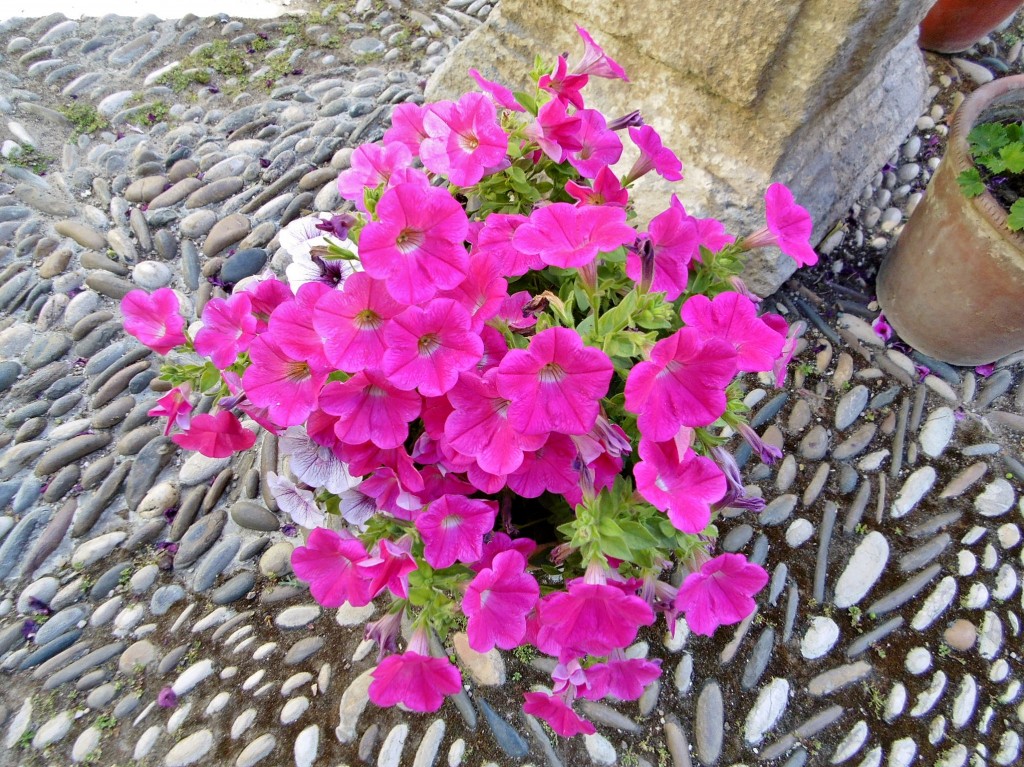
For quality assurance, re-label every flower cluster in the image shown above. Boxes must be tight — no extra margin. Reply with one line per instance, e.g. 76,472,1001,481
121,26,815,735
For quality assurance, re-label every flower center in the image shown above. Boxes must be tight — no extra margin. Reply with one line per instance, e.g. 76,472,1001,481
395,227,425,255
457,131,480,153
285,360,311,382
418,333,441,356
538,362,566,383
441,515,462,530
354,309,382,330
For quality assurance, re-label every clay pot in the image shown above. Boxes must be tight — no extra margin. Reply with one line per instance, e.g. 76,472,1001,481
876,75,1024,366
918,0,1024,54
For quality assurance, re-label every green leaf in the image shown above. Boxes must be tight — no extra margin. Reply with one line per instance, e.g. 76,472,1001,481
1000,142,1024,174
969,123,1011,156
514,91,538,115
1007,199,1024,231
956,168,985,197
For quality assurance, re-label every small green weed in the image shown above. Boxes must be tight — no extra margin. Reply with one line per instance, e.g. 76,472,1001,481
60,102,109,137
3,145,54,174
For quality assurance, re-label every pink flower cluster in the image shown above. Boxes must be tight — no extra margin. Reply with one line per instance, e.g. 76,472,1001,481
121,24,819,735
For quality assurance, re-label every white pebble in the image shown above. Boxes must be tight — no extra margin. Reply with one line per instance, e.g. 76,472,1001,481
905,646,932,675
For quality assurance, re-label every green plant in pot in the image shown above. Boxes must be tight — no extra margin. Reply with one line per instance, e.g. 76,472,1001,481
876,75,1024,366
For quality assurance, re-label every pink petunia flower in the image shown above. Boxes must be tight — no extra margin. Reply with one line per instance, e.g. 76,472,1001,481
171,411,256,458
337,142,414,212
193,293,257,369
383,299,483,397
523,692,596,737
565,166,629,207
382,102,431,155
505,433,582,498
512,203,635,270
539,55,589,110
462,550,539,652
368,648,462,712
420,92,509,187
624,328,738,440
361,538,417,599
438,252,508,333
122,288,187,354
469,68,525,112
669,195,735,253
633,437,726,533
496,327,614,436
622,125,683,185
475,213,542,277
240,274,293,332
148,384,193,436
872,313,893,343
242,333,328,427
266,471,324,528
525,99,582,163
768,318,806,389
581,656,663,701
267,281,333,373
313,271,403,373
568,109,622,179
740,183,818,267
570,25,628,81
319,371,422,450
445,370,546,476
475,532,538,572
358,467,422,519
625,205,699,300
291,527,373,608
359,181,469,305
535,580,654,658
415,494,497,569
680,292,787,372
675,553,768,636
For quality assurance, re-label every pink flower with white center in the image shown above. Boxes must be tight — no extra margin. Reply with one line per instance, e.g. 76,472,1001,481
383,102,430,155
359,467,422,520
469,68,525,112
336,141,413,212
171,411,256,458
268,282,333,373
740,183,818,266
581,657,662,701
622,125,683,185
193,293,257,369
266,471,324,528
242,334,328,427
624,328,738,440
496,327,614,436
291,527,373,608
438,252,508,333
512,203,635,270
625,205,700,300
568,109,622,178
525,98,582,163
670,195,735,253
360,181,469,305
539,55,589,110
535,580,654,658
445,370,547,475
148,384,192,436
475,213,542,277
566,166,629,207
382,299,483,397
415,495,498,569
507,433,580,498
361,538,417,599
475,532,537,571
279,426,357,494
420,92,509,187
319,372,422,450
680,292,787,373
462,550,539,652
313,271,403,373
338,442,424,495
675,553,768,636
121,288,187,354
633,437,726,533
570,25,628,81
240,274,292,332
523,692,596,737
368,630,462,712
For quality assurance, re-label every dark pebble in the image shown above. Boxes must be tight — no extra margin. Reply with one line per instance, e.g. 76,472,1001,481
124,437,176,510
174,511,227,568
18,630,83,670
73,461,131,537
220,247,267,284
211,571,256,605
43,641,124,690
90,561,133,600
230,500,279,532
477,697,529,759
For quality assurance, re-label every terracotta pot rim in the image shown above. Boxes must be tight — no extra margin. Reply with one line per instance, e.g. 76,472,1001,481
949,74,1024,251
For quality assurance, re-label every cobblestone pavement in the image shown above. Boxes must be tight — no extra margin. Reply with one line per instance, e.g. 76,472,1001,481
1,5,1023,767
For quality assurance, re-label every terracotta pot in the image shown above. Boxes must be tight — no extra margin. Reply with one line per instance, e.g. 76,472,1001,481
919,0,1024,54
876,75,1024,366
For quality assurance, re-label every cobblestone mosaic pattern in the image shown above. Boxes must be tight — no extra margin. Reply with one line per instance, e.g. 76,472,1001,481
0,5,1023,767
